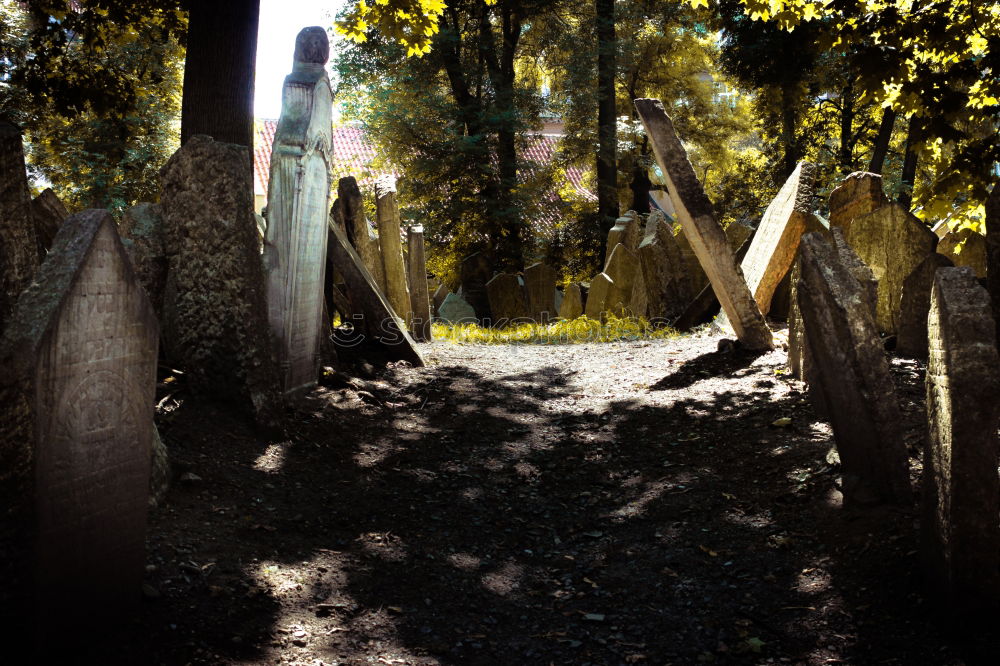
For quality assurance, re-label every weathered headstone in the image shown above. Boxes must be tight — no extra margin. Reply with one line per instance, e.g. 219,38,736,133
674,224,709,295
559,283,584,320
30,188,69,258
0,121,39,331
432,284,450,317
486,272,528,326
639,210,691,321
922,266,1000,608
674,225,759,332
635,98,772,350
0,209,158,631
846,203,937,334
937,227,987,279
406,225,432,342
606,212,642,265
339,176,386,293
796,231,912,507
375,175,411,327
828,171,889,235
604,243,640,316
264,27,334,395
524,262,557,323
584,272,614,321
896,253,954,358
740,161,817,315
159,134,282,424
438,292,477,325
725,220,753,252
988,187,1000,344
119,202,167,317
460,252,493,321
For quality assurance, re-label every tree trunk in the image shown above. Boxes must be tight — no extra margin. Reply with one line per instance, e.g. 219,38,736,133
630,162,651,213
494,6,523,271
838,82,854,173
899,117,919,210
779,81,800,180
181,0,260,150
868,107,897,174
596,0,618,266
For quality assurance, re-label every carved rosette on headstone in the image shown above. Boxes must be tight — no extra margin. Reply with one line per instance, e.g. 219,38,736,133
796,231,912,507
559,282,584,320
0,121,40,331
524,262,557,323
922,266,1000,608
406,225,432,342
0,210,158,630
486,272,528,326
635,98,772,350
264,26,334,395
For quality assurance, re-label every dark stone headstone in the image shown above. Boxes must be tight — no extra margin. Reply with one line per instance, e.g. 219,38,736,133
30,188,69,258
897,253,954,358
486,272,528,326
524,262,557,323
119,203,168,317
0,122,39,331
460,252,493,321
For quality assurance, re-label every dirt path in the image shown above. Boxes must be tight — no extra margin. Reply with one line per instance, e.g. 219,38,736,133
120,333,995,664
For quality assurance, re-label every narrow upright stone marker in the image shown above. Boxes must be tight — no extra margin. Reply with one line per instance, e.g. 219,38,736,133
797,232,912,507
604,243,640,316
635,98,772,350
740,161,817,315
896,253,954,358
846,203,936,334
922,266,1000,608
828,171,888,235
406,225,432,342
524,262,557,323
30,188,69,257
559,283,584,320
339,176,386,293
0,121,39,330
486,272,528,326
375,175,411,327
937,227,987,278
0,210,158,632
786,216,831,379
264,27,334,395
605,212,642,265
639,210,691,321
584,273,614,321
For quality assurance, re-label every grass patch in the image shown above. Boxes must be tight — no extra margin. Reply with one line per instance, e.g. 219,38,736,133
431,315,679,345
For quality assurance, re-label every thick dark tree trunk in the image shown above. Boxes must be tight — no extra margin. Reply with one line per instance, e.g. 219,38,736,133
899,117,919,210
779,82,800,180
494,6,523,272
868,107,897,174
630,162,651,213
596,0,618,266
838,82,854,172
181,0,260,150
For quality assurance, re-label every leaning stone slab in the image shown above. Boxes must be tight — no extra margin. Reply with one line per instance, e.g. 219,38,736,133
922,266,1000,608
30,188,69,258
635,98,772,350
524,262,557,323
897,253,954,358
740,161,817,315
339,176,385,293
486,272,528,326
159,134,282,424
639,210,692,321
936,227,987,279
828,171,888,235
846,203,937,334
0,209,158,631
119,203,168,317
604,243,639,316
584,272,614,321
0,122,39,331
460,252,493,321
438,292,477,325
797,231,912,507
432,284,450,317
375,176,411,328
559,283,584,320
406,225,432,342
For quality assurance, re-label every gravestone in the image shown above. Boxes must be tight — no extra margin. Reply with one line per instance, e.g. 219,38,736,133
922,266,1000,608
937,227,987,278
796,231,911,507
0,209,158,631
674,225,759,332
606,212,642,265
674,225,708,295
438,292,477,325
846,203,937,334
119,202,168,317
629,266,649,318
896,253,954,358
0,121,39,331
375,175,411,327
432,284,450,317
460,252,493,321
604,243,639,316
828,171,888,235
725,220,753,252
486,272,527,326
339,176,386,293
264,27,334,395
30,188,69,258
639,210,692,321
740,161,817,315
554,288,564,314
159,134,282,424
635,98,772,350
584,273,614,321
524,262,557,323
406,225,432,342
988,187,1000,343
559,283,584,320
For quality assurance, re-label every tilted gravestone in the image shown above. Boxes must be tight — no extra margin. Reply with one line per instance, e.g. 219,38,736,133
787,215,831,380
438,292,477,325
524,262,557,323
845,203,937,334
604,243,640,316
896,253,954,358
119,203,168,317
159,134,282,424
584,272,614,321
922,266,1000,608
936,227,987,279
740,161,817,315
639,210,691,321
559,282,584,320
264,26,334,395
375,176,411,328
828,171,888,235
0,209,158,630
605,211,642,266
407,225,432,342
460,252,493,321
339,176,386,293
0,121,39,332
486,272,528,326
432,283,450,317
635,98,772,350
30,188,69,258
797,231,911,507
988,187,1000,344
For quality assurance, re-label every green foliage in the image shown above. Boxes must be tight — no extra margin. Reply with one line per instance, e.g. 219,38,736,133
432,314,679,345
